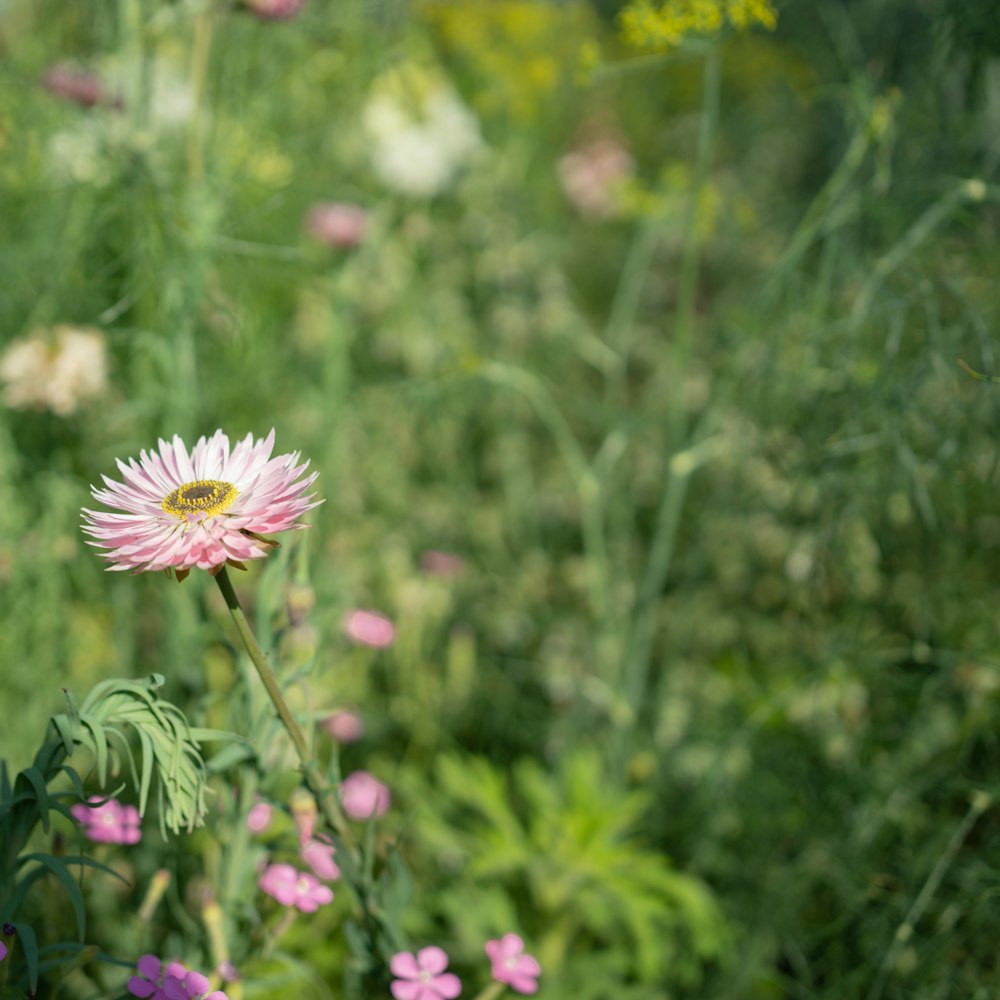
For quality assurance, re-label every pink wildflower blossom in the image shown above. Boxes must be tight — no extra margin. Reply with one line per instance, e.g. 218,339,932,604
82,429,320,578
485,934,541,995
0,941,6,962
71,796,141,845
343,609,395,648
419,550,465,577
246,801,273,834
322,709,364,743
243,0,303,18
128,955,229,1000
390,947,461,1000
258,863,333,912
339,770,391,820
300,836,340,880
305,202,368,249
42,65,119,108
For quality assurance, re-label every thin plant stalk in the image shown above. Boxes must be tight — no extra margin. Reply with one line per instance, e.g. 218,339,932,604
213,566,354,845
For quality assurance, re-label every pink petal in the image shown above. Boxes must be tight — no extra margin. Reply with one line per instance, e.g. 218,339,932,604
390,982,421,1000
416,947,449,976
432,973,462,999
127,977,158,998
390,953,420,979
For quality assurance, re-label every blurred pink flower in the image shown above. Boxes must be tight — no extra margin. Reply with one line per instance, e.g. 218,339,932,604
322,709,364,743
485,934,541,995
390,947,461,1000
243,0,303,18
420,550,465,577
217,961,240,983
343,609,395,648
82,429,321,577
42,65,118,108
557,135,634,219
305,202,368,249
300,836,340,881
246,801,273,834
258,863,334,912
0,941,6,962
71,796,141,845
339,770,391,820
128,955,229,1000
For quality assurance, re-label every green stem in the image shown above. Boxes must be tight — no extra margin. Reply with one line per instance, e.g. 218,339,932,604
213,567,354,846
469,983,506,1000
618,44,722,748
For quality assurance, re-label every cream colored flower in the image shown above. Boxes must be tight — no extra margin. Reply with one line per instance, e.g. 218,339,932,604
1,325,108,415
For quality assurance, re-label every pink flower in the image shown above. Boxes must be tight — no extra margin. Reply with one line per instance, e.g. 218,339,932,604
420,550,465,577
258,863,333,912
0,941,6,962
390,947,461,1000
343,609,395,648
305,203,368,249
485,934,541,995
243,0,303,19
71,796,141,845
322,709,364,743
557,135,634,219
82,429,321,578
128,955,229,1000
339,771,391,820
42,65,119,108
246,801,273,834
300,837,340,880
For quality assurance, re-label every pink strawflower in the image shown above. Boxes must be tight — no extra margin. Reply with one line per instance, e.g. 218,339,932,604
343,609,395,648
485,934,541,995
390,947,461,1000
71,796,141,845
244,0,303,18
305,202,368,249
128,955,229,1000
322,709,364,743
300,836,340,880
258,863,334,912
246,801,273,834
82,429,321,578
339,770,391,820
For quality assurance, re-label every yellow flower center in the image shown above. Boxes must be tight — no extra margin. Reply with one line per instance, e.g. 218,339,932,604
162,480,238,520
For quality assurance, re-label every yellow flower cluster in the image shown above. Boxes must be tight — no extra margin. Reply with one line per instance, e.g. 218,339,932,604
620,0,777,51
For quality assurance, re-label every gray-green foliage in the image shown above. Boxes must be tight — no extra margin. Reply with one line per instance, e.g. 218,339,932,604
404,751,727,995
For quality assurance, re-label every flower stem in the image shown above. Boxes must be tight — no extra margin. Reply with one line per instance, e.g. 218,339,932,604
213,566,353,845
469,983,506,1000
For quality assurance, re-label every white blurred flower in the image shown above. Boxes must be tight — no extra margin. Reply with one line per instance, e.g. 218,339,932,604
1,325,108,416
364,63,483,197
558,134,634,219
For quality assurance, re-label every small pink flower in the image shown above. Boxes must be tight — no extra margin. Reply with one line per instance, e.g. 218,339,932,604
485,934,541,995
343,609,395,648
42,65,118,108
420,550,465,577
339,771,391,820
243,0,303,18
305,203,368,249
246,801,273,834
322,709,364,743
0,941,6,962
258,863,334,912
390,947,461,1000
128,955,229,1000
300,837,340,881
71,796,141,845
217,962,240,983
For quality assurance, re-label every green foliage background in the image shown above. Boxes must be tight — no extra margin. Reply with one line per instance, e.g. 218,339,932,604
3,0,1000,996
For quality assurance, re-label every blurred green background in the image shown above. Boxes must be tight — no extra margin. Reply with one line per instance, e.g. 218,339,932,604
3,0,1000,995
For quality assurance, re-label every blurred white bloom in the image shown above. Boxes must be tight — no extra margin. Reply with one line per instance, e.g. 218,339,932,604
558,134,634,219
1,325,108,416
364,63,483,197
48,123,110,183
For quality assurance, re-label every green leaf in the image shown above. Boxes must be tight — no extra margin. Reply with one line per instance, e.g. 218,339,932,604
20,767,51,834
14,920,39,995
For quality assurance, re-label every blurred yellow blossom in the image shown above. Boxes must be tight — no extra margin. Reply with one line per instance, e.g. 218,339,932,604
420,1,598,120
620,0,777,52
